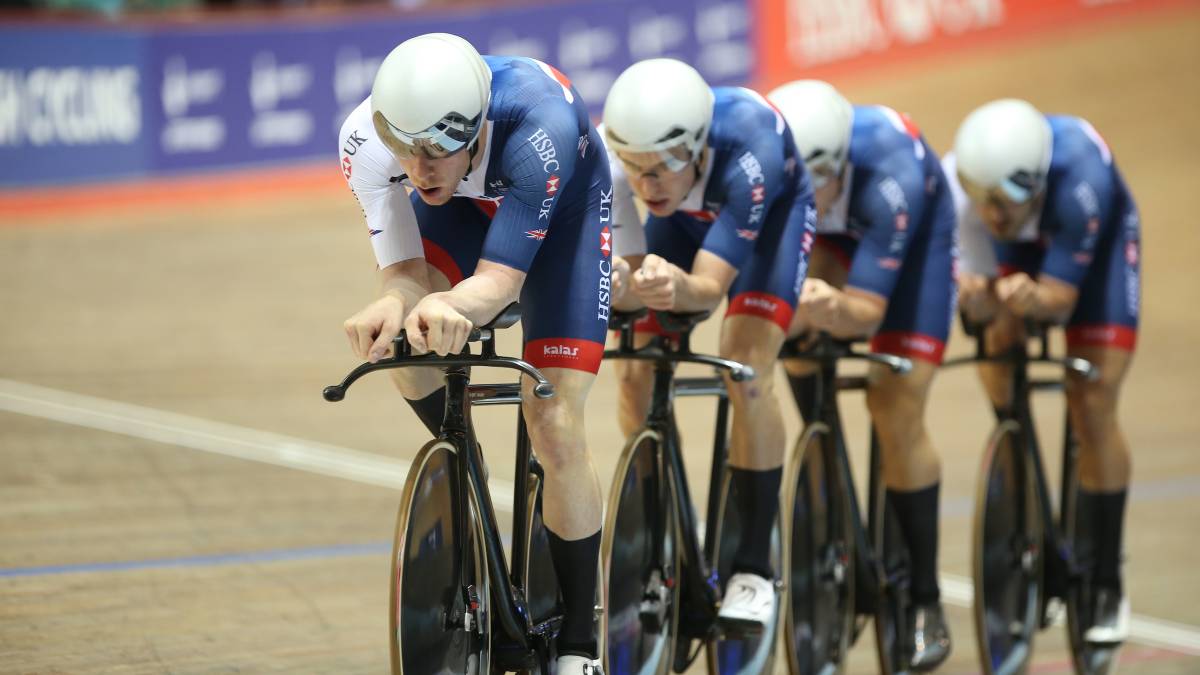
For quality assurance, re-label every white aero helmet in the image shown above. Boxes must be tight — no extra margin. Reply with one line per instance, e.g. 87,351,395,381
602,58,714,173
953,98,1052,204
371,33,492,160
767,79,854,184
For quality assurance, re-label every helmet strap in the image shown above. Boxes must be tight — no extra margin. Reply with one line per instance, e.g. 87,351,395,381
460,133,484,182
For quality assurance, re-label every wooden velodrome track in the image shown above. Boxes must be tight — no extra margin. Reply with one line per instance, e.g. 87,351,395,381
2,7,1199,674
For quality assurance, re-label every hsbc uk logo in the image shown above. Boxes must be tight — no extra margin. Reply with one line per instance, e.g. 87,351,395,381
527,128,560,172
600,226,612,256
546,175,560,195
751,185,766,204
342,156,353,179
737,150,764,186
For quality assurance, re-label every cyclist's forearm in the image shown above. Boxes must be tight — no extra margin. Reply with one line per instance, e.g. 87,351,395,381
825,288,885,339
1028,276,1078,324
439,262,524,326
673,272,725,312
378,259,433,313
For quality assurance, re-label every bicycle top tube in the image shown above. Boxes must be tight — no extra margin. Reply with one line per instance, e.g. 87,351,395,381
322,302,555,402
941,316,1098,381
604,308,754,382
780,332,912,376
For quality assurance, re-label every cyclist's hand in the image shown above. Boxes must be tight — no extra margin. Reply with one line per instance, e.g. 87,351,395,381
799,277,841,329
958,272,998,323
632,254,678,310
344,294,405,363
995,272,1038,317
404,294,473,356
610,255,632,305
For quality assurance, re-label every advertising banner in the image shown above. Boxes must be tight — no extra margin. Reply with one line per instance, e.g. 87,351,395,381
0,0,753,187
752,0,1198,90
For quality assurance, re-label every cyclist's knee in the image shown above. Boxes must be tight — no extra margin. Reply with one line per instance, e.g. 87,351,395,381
1065,378,1120,447
720,316,784,374
522,371,592,472
866,363,933,449
614,358,653,389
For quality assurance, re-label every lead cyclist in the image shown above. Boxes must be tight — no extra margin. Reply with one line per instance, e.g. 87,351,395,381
337,33,611,674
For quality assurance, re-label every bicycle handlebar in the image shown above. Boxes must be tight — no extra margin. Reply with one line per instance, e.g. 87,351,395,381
604,308,755,381
323,328,555,402
781,333,913,375
601,346,756,381
944,314,1099,382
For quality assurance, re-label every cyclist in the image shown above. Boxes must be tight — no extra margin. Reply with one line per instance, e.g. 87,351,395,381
767,79,958,671
947,98,1140,644
337,33,609,674
602,58,817,632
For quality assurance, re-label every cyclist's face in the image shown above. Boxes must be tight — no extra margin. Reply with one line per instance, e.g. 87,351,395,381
809,164,844,218
960,172,1043,240
615,146,699,217
399,151,472,206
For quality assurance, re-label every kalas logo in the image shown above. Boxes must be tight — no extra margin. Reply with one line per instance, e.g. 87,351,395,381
546,175,560,195
527,128,560,172
600,226,612,257
743,296,777,312
525,228,548,240
543,344,579,357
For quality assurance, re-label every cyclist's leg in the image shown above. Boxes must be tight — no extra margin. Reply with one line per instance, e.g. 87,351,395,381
976,242,1042,410
866,193,956,669
868,210,953,612
519,162,610,660
613,214,700,436
402,196,491,434
720,190,814,587
782,234,853,421
1063,203,1139,640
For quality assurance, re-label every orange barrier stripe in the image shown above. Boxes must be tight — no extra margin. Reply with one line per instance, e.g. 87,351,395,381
0,161,345,222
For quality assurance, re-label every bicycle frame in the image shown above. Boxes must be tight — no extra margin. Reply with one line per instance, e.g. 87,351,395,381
604,312,753,653
946,326,1098,607
783,335,912,614
323,318,562,663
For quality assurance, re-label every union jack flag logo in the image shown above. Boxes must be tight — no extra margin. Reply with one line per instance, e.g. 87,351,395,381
736,229,759,241
526,228,548,241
